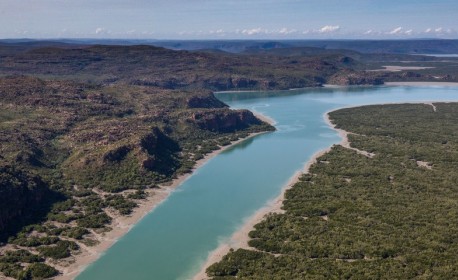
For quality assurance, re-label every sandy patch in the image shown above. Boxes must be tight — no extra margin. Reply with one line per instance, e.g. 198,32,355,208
416,160,433,170
385,82,458,87
324,114,375,158
369,66,435,72
253,111,276,125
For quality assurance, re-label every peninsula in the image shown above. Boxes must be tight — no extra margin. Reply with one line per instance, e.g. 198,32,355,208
205,102,458,279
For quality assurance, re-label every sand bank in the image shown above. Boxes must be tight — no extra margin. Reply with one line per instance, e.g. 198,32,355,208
385,81,458,86
252,111,276,125
369,66,435,72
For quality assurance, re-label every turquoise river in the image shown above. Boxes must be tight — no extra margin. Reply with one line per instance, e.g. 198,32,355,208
77,85,458,280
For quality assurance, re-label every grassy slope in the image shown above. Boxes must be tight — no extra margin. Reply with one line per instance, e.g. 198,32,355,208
207,103,458,279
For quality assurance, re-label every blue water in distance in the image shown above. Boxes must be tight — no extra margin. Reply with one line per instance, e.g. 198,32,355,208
77,85,458,280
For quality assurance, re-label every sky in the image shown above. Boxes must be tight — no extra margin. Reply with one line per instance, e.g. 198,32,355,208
1,0,457,39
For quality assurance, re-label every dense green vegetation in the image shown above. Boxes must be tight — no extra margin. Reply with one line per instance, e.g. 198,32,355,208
207,103,458,279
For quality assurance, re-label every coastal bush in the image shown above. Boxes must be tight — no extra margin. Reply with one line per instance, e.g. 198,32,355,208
76,213,111,228
25,263,58,279
104,194,137,215
47,213,75,223
126,190,147,200
50,199,75,213
62,227,88,240
0,263,24,279
37,241,79,260
11,237,59,247
0,250,43,264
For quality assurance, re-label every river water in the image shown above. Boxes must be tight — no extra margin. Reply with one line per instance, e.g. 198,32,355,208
77,85,458,280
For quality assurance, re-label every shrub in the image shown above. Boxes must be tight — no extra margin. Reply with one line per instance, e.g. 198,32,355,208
26,263,58,279
76,213,111,228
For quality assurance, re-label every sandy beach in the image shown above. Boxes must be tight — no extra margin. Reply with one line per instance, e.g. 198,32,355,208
385,81,458,86
193,111,349,280
252,111,277,125
52,129,270,280
369,66,435,72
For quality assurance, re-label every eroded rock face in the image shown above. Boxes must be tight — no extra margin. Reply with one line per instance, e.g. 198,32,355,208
231,77,259,89
103,145,132,162
186,93,227,109
190,109,262,133
138,127,180,174
328,70,384,85
0,166,53,240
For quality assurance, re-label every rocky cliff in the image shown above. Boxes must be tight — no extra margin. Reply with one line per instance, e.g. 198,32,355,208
190,109,263,133
0,166,57,241
328,70,384,86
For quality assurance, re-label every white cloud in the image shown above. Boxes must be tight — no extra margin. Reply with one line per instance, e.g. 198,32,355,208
388,27,403,35
208,29,226,36
141,31,154,35
14,29,29,35
421,27,456,36
95,27,106,34
241,28,267,35
318,25,340,33
277,27,297,35
171,25,456,39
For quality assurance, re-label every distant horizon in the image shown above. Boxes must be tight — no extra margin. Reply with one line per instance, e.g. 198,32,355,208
1,0,457,40
2,37,458,42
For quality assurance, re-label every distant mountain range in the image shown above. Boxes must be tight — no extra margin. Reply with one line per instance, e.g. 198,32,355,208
1,39,458,54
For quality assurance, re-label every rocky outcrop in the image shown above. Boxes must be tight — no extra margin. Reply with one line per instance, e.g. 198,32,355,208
230,77,259,89
328,70,384,86
103,145,132,162
138,127,180,175
186,92,227,109
0,166,57,241
201,76,317,91
190,109,262,133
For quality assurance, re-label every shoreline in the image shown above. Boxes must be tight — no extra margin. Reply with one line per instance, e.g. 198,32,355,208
53,130,270,280
385,81,458,87
252,111,277,126
216,81,458,96
368,66,435,72
193,112,346,280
